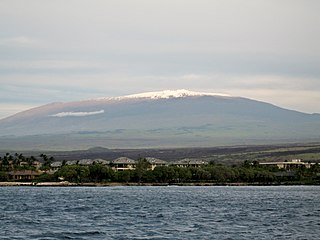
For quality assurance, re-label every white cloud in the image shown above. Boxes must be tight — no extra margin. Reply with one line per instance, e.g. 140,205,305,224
0,36,39,47
50,110,104,117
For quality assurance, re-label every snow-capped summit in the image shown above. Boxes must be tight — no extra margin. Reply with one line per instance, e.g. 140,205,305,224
98,89,231,101
0,88,319,150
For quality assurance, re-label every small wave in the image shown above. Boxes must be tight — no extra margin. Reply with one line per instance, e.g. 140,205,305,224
31,231,106,240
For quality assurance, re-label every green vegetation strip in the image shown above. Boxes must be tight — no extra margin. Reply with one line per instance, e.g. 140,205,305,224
1,153,320,185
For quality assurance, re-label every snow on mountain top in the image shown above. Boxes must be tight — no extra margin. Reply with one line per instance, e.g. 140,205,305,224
97,89,231,101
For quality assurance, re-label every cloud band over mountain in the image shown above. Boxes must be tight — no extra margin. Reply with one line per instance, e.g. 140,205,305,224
50,110,104,117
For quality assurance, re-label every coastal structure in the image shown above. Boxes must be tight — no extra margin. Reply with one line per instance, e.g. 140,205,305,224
259,159,314,169
51,161,62,170
172,158,208,168
145,157,168,170
77,158,110,166
111,157,136,171
8,170,43,181
51,157,207,171
18,160,41,169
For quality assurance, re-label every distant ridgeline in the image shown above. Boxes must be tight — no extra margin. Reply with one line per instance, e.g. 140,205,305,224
1,153,320,184
0,90,320,150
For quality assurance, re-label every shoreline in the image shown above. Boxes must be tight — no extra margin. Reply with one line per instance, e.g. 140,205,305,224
0,181,318,187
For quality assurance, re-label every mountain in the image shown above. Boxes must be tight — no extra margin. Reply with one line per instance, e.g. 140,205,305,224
0,89,319,150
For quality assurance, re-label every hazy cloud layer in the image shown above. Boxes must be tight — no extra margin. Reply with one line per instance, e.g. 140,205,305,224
1,0,320,119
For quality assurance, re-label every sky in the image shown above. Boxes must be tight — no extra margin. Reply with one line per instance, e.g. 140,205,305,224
1,0,320,119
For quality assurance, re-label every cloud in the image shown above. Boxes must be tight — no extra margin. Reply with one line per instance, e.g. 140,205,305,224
1,71,320,119
50,110,104,117
0,1,319,118
0,36,39,47
1,72,319,108
0,60,103,74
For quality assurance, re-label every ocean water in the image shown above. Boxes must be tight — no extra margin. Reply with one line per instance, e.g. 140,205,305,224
0,186,319,240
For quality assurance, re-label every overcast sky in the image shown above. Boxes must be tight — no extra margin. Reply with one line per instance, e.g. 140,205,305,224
1,0,320,119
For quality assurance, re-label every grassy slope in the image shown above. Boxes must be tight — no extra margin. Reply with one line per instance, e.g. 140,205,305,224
1,143,319,165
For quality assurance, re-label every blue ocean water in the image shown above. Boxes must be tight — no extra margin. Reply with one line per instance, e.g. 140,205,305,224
0,186,319,239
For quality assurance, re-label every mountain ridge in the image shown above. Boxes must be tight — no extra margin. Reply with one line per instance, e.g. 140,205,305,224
96,89,232,101
0,89,319,150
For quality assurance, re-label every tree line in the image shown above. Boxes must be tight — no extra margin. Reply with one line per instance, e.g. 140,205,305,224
39,158,320,184
1,154,320,184
0,153,54,181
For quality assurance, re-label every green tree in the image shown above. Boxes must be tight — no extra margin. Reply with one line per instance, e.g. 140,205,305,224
191,168,211,181
36,173,56,182
153,166,169,183
89,164,114,182
61,160,67,167
55,165,89,183
0,171,8,181
2,153,11,171
40,154,54,170
117,170,131,183
176,167,192,182
135,157,151,183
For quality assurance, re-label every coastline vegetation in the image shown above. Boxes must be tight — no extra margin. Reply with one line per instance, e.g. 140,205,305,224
1,153,320,185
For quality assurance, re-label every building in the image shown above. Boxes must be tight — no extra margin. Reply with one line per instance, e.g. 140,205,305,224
145,157,168,170
259,159,314,169
77,158,110,166
172,158,207,168
51,161,62,170
32,161,42,169
111,157,136,171
8,170,43,181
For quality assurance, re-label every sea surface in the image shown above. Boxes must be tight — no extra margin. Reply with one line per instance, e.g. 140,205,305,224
0,186,319,239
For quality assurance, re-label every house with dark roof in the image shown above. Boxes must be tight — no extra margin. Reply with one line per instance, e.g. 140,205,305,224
145,157,168,170
8,170,43,181
112,157,136,171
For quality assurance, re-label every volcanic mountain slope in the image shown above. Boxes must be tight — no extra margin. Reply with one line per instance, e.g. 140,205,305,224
0,89,319,150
